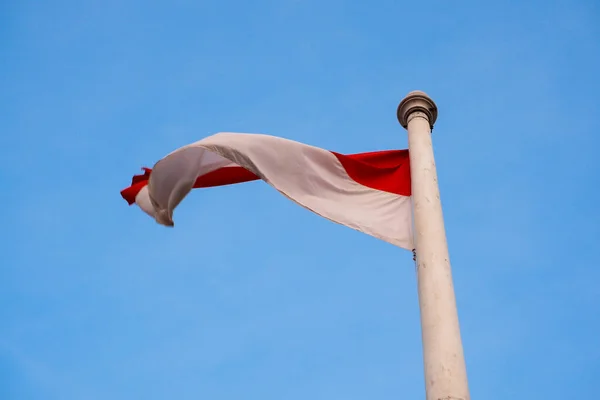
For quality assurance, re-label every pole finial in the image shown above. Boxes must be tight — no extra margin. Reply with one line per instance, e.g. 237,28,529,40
397,90,438,129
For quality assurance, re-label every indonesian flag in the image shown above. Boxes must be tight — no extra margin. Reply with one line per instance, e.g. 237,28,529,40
120,132,414,250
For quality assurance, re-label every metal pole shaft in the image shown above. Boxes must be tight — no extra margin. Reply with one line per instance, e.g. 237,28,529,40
398,91,470,400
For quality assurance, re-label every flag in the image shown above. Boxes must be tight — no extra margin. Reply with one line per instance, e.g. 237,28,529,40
120,132,413,249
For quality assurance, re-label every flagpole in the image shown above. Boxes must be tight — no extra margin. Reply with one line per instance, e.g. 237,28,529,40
397,91,470,400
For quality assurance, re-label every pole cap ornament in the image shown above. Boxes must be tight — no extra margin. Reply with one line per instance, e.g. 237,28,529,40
397,90,438,129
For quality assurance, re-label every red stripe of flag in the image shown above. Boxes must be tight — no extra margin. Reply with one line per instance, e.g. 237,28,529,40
121,149,410,205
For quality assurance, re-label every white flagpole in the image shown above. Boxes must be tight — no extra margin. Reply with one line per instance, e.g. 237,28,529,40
397,91,470,400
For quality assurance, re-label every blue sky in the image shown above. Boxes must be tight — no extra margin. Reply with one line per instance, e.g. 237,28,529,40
2,0,599,398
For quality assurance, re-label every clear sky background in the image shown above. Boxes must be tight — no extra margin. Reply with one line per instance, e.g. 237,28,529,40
2,0,599,399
